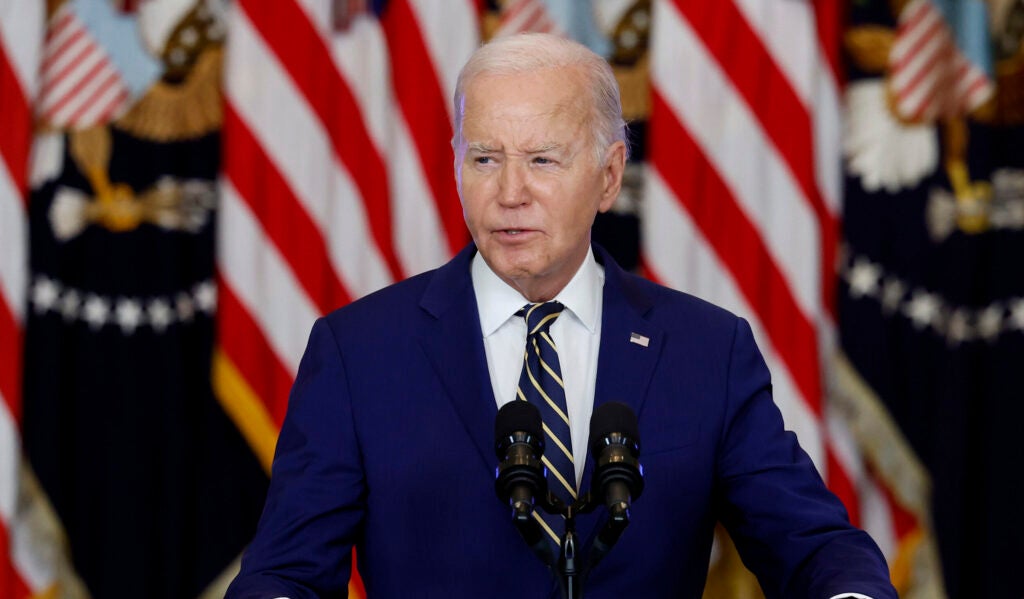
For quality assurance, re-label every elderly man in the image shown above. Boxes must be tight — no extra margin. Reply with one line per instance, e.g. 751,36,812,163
226,33,897,599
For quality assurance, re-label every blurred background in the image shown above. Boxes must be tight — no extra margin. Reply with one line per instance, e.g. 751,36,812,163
0,0,1021,597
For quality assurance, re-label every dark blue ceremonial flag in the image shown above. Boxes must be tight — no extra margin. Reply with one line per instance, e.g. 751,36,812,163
841,2,1024,597
20,7,267,597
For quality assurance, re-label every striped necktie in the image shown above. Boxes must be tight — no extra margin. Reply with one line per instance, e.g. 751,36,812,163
517,301,575,547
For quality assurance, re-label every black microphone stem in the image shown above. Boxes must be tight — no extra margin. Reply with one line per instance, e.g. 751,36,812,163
586,502,630,573
558,503,582,599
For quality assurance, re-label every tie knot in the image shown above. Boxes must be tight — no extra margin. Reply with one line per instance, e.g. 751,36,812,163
519,301,563,336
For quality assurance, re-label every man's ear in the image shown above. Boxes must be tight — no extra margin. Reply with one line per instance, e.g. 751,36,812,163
599,140,627,213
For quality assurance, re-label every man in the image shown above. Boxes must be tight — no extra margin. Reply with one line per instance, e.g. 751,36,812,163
226,33,897,599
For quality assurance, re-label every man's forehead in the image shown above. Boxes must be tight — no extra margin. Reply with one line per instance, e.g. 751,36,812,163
456,68,593,152
461,103,586,138
462,94,582,122
461,90,588,136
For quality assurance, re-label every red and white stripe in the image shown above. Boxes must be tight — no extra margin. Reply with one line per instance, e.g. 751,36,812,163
889,0,992,122
642,0,907,571
218,3,479,591
1,1,55,596
494,0,561,38
36,2,130,129
220,0,478,386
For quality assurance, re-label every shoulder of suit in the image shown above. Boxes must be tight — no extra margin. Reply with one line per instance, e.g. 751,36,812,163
322,267,440,328
618,268,743,333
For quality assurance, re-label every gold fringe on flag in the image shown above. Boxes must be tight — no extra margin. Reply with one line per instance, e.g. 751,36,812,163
211,350,280,476
830,352,947,599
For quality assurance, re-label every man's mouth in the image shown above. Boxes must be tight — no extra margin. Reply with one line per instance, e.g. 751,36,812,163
495,228,536,239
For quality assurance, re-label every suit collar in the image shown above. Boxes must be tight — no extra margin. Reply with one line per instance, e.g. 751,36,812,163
590,243,662,423
419,243,479,319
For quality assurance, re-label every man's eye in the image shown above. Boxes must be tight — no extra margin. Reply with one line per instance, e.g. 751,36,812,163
474,156,492,165
533,157,552,165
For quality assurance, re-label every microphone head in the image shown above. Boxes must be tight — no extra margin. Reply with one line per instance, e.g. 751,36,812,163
495,401,543,459
589,401,640,457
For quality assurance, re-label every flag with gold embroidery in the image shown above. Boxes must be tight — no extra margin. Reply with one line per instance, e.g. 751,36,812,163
841,0,1024,596
21,2,266,597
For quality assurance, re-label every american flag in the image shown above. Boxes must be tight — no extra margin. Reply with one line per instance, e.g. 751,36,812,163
217,0,480,593
37,2,131,129
889,0,993,122
495,0,561,37
0,1,51,597
642,0,924,592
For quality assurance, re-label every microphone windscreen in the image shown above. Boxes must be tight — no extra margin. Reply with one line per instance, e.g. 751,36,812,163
495,401,543,440
589,401,640,456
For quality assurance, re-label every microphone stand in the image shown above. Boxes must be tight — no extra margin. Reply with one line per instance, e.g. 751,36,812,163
556,498,580,599
533,490,632,599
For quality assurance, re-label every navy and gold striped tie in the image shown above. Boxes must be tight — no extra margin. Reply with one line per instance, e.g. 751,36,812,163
517,301,575,546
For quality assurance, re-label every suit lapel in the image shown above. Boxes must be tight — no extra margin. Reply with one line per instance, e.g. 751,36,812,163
576,246,665,549
591,247,664,436
417,245,498,473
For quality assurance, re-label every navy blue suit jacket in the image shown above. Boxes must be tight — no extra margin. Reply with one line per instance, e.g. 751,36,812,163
226,244,896,599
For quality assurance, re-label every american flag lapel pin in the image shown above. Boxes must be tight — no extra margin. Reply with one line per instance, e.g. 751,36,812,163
629,332,649,347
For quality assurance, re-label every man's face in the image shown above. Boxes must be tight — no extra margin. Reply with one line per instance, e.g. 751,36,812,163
456,66,625,302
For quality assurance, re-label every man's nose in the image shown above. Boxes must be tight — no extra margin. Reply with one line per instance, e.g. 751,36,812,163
497,161,530,207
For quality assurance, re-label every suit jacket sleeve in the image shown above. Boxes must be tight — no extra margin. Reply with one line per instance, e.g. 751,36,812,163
226,317,363,599
716,318,897,599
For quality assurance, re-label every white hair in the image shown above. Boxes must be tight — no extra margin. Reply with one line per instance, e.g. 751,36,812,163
452,33,629,162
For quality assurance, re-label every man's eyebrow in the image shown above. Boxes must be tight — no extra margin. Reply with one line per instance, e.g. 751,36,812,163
525,143,563,154
466,142,499,153
464,142,566,155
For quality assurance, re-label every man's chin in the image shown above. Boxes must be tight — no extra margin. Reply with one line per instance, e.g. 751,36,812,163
495,265,538,287
481,245,536,273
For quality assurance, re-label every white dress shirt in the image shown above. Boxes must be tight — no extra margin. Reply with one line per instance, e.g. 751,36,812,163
471,248,604,488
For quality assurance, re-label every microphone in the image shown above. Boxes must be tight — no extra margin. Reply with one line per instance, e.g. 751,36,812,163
494,401,554,565
589,401,644,522
494,401,546,518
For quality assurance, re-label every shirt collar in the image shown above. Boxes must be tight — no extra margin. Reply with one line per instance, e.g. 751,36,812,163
472,247,603,337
